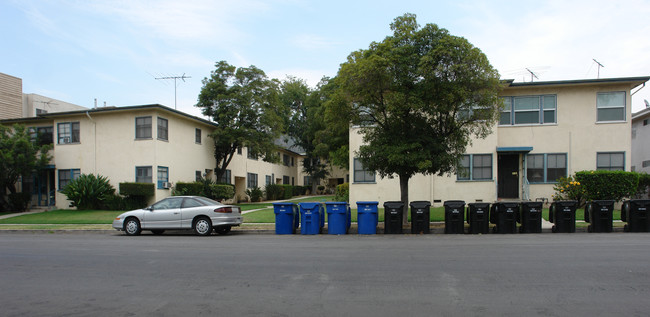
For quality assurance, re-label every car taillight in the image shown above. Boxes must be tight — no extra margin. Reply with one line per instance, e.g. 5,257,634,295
214,207,233,213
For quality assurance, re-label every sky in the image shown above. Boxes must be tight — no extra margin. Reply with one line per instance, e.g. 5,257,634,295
2,0,650,118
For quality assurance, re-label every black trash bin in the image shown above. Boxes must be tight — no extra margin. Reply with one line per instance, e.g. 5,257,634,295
622,199,650,232
383,201,404,234
549,200,578,233
410,201,431,234
490,202,518,234
467,202,490,234
444,200,465,234
519,201,543,233
584,200,614,233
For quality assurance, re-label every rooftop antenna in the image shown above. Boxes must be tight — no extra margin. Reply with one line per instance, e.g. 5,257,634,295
593,59,604,79
155,73,191,109
525,68,539,82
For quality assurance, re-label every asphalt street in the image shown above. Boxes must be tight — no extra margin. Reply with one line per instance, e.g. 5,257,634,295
1,232,650,316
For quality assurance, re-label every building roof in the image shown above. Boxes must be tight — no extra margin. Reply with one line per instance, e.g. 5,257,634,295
0,104,218,127
632,107,650,122
503,76,650,89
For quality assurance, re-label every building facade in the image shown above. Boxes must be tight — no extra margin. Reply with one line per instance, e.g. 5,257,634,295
349,77,649,208
631,107,650,174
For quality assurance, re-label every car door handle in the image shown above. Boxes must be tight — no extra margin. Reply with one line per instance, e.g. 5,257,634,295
174,212,180,215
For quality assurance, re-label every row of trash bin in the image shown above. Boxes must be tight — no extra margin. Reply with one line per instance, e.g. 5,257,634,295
273,199,650,235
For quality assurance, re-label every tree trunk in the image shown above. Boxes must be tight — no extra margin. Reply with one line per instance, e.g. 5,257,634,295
399,175,409,224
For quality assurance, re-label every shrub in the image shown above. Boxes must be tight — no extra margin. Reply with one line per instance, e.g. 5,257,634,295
281,185,293,199
173,182,204,196
8,192,31,212
119,183,155,197
635,172,650,198
552,176,586,206
62,174,116,210
335,183,349,202
210,184,235,201
245,186,264,202
102,194,126,210
574,170,639,202
265,184,284,200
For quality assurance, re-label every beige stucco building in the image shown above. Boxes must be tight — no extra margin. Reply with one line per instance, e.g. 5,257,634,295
349,77,650,208
632,106,650,174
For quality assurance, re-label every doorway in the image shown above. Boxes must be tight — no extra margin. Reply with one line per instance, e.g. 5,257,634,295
498,154,519,199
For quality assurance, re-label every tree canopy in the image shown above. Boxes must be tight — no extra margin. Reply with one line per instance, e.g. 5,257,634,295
334,13,503,217
0,124,51,211
196,61,285,181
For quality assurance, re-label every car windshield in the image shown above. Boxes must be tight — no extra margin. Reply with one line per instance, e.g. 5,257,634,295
194,197,224,206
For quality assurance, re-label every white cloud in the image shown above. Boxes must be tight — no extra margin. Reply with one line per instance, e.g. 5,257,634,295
290,34,343,51
267,68,332,88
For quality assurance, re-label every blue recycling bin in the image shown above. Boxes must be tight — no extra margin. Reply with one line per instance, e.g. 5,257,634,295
273,202,299,234
325,202,351,235
299,202,324,235
357,201,379,234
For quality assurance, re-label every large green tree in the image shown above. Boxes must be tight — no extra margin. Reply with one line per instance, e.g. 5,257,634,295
335,13,503,220
280,76,330,193
0,124,51,211
196,61,285,181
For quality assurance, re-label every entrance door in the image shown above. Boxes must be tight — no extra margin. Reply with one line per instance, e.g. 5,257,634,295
498,154,519,199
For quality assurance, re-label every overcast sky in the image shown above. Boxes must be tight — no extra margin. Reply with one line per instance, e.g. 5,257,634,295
2,0,650,118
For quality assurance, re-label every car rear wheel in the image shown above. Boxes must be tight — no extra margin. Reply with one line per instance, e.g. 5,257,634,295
194,217,212,236
214,226,232,235
124,218,142,236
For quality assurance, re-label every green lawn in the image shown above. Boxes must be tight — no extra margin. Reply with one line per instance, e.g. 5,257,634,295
0,210,123,224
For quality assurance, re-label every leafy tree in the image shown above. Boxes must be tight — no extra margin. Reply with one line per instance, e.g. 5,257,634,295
318,77,350,170
0,124,51,211
196,61,285,181
280,76,330,193
61,174,115,210
334,13,502,221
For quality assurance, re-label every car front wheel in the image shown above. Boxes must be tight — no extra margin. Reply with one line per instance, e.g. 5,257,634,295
194,217,212,236
124,218,142,236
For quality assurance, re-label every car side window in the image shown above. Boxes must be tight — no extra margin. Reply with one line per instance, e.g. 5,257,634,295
182,198,203,208
152,197,183,210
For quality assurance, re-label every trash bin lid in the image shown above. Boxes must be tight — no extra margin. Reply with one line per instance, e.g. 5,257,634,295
357,201,379,206
410,201,431,208
443,200,466,207
384,201,405,208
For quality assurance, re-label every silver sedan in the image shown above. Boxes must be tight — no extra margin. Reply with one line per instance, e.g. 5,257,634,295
112,196,242,236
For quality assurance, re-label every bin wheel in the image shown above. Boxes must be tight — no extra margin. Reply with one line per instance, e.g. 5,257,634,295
587,225,592,233
624,224,628,232
552,226,556,233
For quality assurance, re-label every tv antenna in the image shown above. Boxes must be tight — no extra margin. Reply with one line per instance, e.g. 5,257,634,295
155,73,191,109
525,68,539,82
592,59,604,79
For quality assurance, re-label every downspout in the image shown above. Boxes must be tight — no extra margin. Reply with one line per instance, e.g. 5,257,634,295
631,83,645,96
85,111,96,173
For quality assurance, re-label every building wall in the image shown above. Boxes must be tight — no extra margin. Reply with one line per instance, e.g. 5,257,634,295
23,94,87,117
632,108,650,174
0,72,22,120
349,79,639,208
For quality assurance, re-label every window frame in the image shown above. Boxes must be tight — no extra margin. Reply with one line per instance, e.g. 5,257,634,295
135,116,152,139
499,95,557,126
247,173,258,188
195,128,201,144
218,170,232,184
596,91,626,122
353,158,375,183
136,166,153,183
596,152,625,171
58,169,80,190
525,153,567,184
157,117,168,141
57,122,80,144
457,154,493,181
157,166,169,189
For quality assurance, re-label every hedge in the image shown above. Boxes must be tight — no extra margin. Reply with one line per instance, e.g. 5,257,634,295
265,184,284,200
574,171,639,202
281,185,293,199
119,183,155,197
210,184,235,201
173,182,204,196
335,183,349,202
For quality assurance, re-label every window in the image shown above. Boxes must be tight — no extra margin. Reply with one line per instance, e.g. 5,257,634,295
157,117,168,140
57,122,80,144
247,173,258,188
283,154,290,166
500,95,556,125
643,160,650,168
283,176,290,185
457,154,492,181
218,170,231,184
58,169,80,190
644,119,648,126
136,166,152,183
304,176,313,187
247,147,258,160
597,92,625,122
237,147,242,155
30,126,53,146
266,175,272,185
353,158,375,183
135,117,152,139
291,157,295,166
526,153,567,183
597,152,625,171
196,171,202,181
195,128,201,144
157,166,169,189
